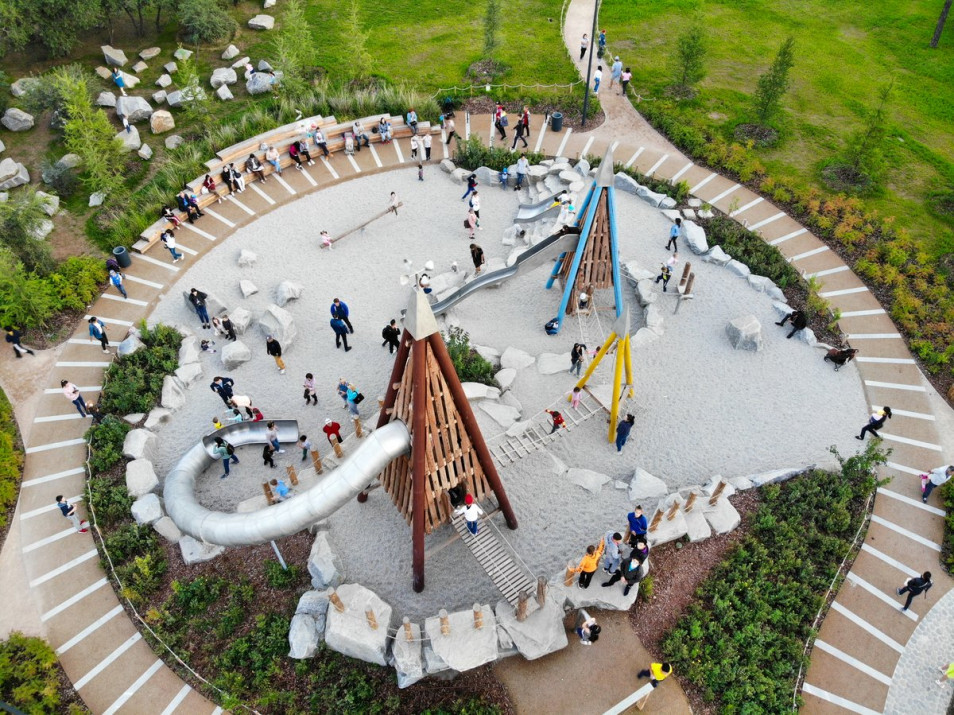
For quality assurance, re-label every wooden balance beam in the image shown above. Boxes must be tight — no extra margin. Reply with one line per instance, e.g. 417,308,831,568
320,203,404,248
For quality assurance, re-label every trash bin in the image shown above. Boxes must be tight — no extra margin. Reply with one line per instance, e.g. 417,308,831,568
550,112,564,132
112,245,132,269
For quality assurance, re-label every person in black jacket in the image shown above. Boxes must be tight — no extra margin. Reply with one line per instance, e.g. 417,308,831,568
381,319,400,354
776,308,807,339
266,336,285,374
210,376,235,405
5,327,35,358
896,571,932,612
856,406,892,441
189,288,211,329
602,542,649,595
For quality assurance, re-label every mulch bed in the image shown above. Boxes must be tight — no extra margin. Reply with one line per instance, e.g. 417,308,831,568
22,308,90,350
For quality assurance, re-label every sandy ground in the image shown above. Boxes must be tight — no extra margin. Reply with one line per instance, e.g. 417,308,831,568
147,165,868,619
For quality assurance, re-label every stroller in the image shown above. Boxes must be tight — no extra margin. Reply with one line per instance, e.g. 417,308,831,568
343,132,355,156
824,346,859,371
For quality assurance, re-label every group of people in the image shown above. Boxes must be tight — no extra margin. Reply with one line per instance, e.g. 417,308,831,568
579,30,632,96
569,506,651,596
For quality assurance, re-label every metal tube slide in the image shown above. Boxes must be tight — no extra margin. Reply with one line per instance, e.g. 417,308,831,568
164,421,411,546
514,191,566,222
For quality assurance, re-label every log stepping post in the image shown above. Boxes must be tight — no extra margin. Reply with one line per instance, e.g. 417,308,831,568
708,480,726,506
439,609,450,636
564,561,576,587
333,441,344,459
353,418,363,438
473,603,483,630
536,576,547,607
262,482,275,505
286,465,298,486
648,510,664,533
310,449,323,474
403,617,413,641
665,501,680,521
683,492,697,513
366,608,378,630
515,592,529,622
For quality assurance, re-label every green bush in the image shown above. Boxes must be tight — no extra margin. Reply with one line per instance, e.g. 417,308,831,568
0,386,21,531
178,0,237,45
49,256,108,312
0,632,86,713
454,134,544,172
264,560,302,589
941,479,954,574
98,324,182,414
40,160,80,199
0,187,56,274
103,523,159,562
85,417,130,475
88,476,133,529
443,326,496,386
116,552,167,605
703,213,800,288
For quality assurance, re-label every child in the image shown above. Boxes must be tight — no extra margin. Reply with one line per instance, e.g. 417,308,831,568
655,263,673,292
577,616,601,645
298,434,312,462
499,166,509,189
227,408,244,423
249,406,264,422
570,386,582,409
271,478,290,501
320,230,333,249
418,163,424,181
211,316,224,336
303,373,317,405
201,339,216,353
545,409,566,434
453,494,484,535
212,416,224,430
263,443,277,468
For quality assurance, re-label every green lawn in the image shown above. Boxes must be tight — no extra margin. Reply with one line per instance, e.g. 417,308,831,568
599,0,954,257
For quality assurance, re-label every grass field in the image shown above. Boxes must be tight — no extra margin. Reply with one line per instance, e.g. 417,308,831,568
599,0,954,258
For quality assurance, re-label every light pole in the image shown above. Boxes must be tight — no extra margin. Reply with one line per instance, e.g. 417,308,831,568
581,0,601,128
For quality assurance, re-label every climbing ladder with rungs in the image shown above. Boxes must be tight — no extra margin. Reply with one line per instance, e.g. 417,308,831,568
489,388,606,464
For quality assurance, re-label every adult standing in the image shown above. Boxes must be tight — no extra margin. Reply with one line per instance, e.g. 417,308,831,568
520,106,531,138
579,33,589,60
470,243,485,275
494,104,507,141
610,56,623,89
511,120,528,150
331,298,354,333
570,342,587,376
598,28,607,57
615,413,635,452
855,406,892,441
466,207,478,239
323,418,342,444
56,496,88,533
515,154,529,191
210,376,235,406
188,288,211,329
5,327,35,358
896,571,933,612
423,132,432,161
603,544,648,595
627,506,648,547
220,315,237,341
620,67,632,96
469,191,481,228
666,217,682,251
382,319,400,353
593,65,603,94
265,335,286,374
88,317,109,353
331,317,352,351
61,380,89,417
265,421,285,453
602,531,624,574
922,465,954,503
212,437,237,479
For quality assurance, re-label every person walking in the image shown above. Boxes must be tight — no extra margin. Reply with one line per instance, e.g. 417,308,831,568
410,134,420,160
303,372,318,405
246,153,267,182
515,154,529,191
297,435,312,462
598,28,607,56
620,66,632,96
263,443,278,469
111,68,127,96
108,269,127,299
922,464,954,503
615,413,635,452
569,538,605,589
331,298,354,333
220,315,237,341
382,320,401,353
520,106,531,138
775,308,808,339
466,207,478,239
5,327,36,358
610,56,623,89
938,662,954,686
896,571,933,612
265,335,286,374
56,496,88,533
88,317,110,353
336,377,349,408
545,408,566,434
331,317,352,351
323,418,342,444
638,662,673,689
444,116,458,145
265,421,284,453
570,342,587,376
346,383,361,418
423,132,432,161
579,33,589,60
655,262,673,293
856,406,892,440
593,65,603,94
494,104,507,141
210,376,235,406
454,494,485,535
470,243,485,275
469,191,481,228
212,438,234,479
627,506,648,547
462,173,478,201
61,380,89,417
666,217,682,251
511,120,528,150
160,229,183,263
188,288,212,329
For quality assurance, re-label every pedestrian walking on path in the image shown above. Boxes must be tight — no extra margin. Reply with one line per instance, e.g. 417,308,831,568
346,383,362,417
454,494,484,535
108,269,127,298
922,465,953,503
511,120,528,150
570,342,587,376
88,317,109,353
382,320,400,353
188,288,212,329
610,56,623,89
331,318,352,351
160,229,183,263
545,409,566,434
5,326,35,358
470,191,481,228
494,104,508,140
466,207,478,239
470,243,485,275
593,65,603,94
666,217,682,251
569,538,605,589
303,372,318,405
336,378,349,408
896,571,933,612
616,414,635,452
444,116,457,145
323,418,342,444
579,33,589,60
263,443,277,468
775,308,807,339
266,335,286,373
462,173,478,201
56,496,88,533
211,376,235,406
598,28,606,56
515,154,529,191
331,298,354,333
298,435,312,462
938,662,954,686
620,66,632,96
638,662,673,689
855,406,892,440
423,133,432,161
213,437,239,478
627,506,648,547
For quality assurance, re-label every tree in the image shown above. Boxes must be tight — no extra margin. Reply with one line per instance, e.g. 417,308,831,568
14,0,101,57
343,0,373,80
271,0,316,99
483,0,501,58
932,0,952,47
178,0,236,45
752,37,796,125
176,51,213,125
0,189,56,275
844,80,894,177
671,23,707,93
0,1,29,59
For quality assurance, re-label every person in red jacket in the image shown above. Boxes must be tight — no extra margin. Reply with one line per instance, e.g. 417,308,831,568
323,418,342,444
545,409,566,434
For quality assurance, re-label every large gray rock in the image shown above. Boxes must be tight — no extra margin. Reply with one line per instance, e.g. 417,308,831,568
220,340,251,370
174,362,204,388
137,143,153,160
635,185,666,207
553,566,643,610
500,346,535,370
227,307,251,334
725,315,763,352
703,498,742,534
495,368,517,392
463,382,500,401
746,467,805,487
425,604,498,672
683,504,712,542
131,61,148,74
479,402,521,429
0,158,17,182
308,531,343,589
152,515,183,543
164,61,177,74
704,245,732,265
566,468,609,494
56,153,81,170
26,219,54,240
221,44,240,60
139,47,161,60
179,535,225,565
246,72,277,95
536,352,570,375
239,279,258,298
10,78,41,97
495,595,568,660
155,73,172,88
123,429,157,461
258,303,297,347
275,280,303,307
472,344,500,365
726,260,751,278
747,275,775,293
144,407,172,431
178,335,200,365
149,110,175,134
683,220,709,254
248,14,275,29
440,159,455,173
635,279,657,306
131,493,163,525
35,191,59,216
96,91,117,107
297,588,331,617
160,375,186,411
117,333,144,356
2,108,34,132
164,134,184,150
390,621,424,688
101,45,128,67
288,614,320,659
173,47,193,61
210,67,238,88
629,467,668,502
324,583,392,666
215,85,234,101
89,192,106,207
115,125,142,152
613,172,641,195
166,87,206,108
644,304,663,333
125,459,158,497
238,249,257,267
181,289,227,318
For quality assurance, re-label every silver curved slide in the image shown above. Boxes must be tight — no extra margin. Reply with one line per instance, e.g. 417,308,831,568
430,228,582,314
200,419,300,457
164,421,411,546
514,192,565,222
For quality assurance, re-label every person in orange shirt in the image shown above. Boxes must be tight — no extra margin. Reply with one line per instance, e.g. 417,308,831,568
569,538,605,588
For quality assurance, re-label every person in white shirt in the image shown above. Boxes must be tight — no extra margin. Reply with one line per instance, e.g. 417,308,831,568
469,191,481,229
515,154,529,190
410,134,420,159
423,132,432,161
353,120,370,149
922,465,953,503
378,117,392,143
311,126,330,157
593,65,603,94
454,494,484,535
406,109,419,135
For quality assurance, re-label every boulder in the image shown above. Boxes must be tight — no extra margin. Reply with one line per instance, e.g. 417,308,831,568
174,362,204,388
179,535,225,565
131,493,163,525
137,143,153,160
10,78,41,97
117,71,139,89
117,333,144,356
799,327,819,348
139,47,161,60
231,56,251,69
164,61,177,74
95,66,113,80
35,191,59,216
258,304,297,346
495,368,516,392
463,382,501,401
152,516,183,543
215,85,234,101
125,459,158,497
152,90,167,104
222,44,240,60
725,315,763,352
166,87,206,108
227,307,251,334
566,468,609,494
220,340,251,370
155,73,172,88
747,275,775,293
246,72,277,95
164,134,184,150
635,280,657,306
425,604,497,672
0,158,17,182
643,304,663,333
451,167,470,184
324,583,392,666
536,352,570,375
276,280,303,307
635,185,666,207
124,413,145,424
659,196,677,209
115,125,142,152
143,407,172,431
772,300,793,319
390,620,424,688
500,346,534,370
613,173,641,195
472,344,499,365
95,91,117,107
131,61,148,73
160,375,186,411
149,110,175,134
479,402,521,429
210,67,238,88
2,108,34,132
746,467,805,487
238,248,258,267
26,219,54,240
173,47,193,61
123,429,157,461
703,245,731,265
239,279,258,298
101,45,128,67
632,327,660,348
682,220,708,254
288,614,320,659
629,467,668,502
308,531,343,589
499,391,523,414
56,154,81,170
89,192,106,207
178,335,200,365
423,644,450,674
703,498,742,534
726,259,751,278
728,476,755,491
440,159,455,173
495,595,568,660
248,14,275,29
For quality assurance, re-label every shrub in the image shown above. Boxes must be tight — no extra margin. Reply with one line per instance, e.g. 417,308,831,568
49,256,108,312
703,214,800,288
0,386,21,531
178,0,236,45
116,552,167,605
671,22,707,94
88,476,133,528
941,479,954,574
85,417,130,475
264,560,302,589
443,326,496,386
103,523,159,562
0,187,56,274
40,160,80,199
454,134,544,172
0,633,79,713
98,324,181,414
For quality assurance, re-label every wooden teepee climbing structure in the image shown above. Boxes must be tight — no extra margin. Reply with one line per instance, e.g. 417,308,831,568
373,291,518,592
545,145,625,331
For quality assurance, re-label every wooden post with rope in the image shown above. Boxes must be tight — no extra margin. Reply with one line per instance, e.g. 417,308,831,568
708,480,727,506
329,589,345,613
683,492,697,513
402,617,413,641
648,509,664,533
365,608,378,630
665,501,680,521
439,609,450,636
674,273,695,314
332,440,344,459
310,449,323,474
564,561,576,587
262,481,275,505
515,592,529,622
286,465,298,486
536,576,547,607
473,603,484,630
353,418,363,438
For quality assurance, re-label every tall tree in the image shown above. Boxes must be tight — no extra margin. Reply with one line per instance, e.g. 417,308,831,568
343,0,373,80
672,22,707,92
932,0,952,47
843,79,894,183
752,37,796,125
483,0,501,59
17,0,101,57
271,0,316,99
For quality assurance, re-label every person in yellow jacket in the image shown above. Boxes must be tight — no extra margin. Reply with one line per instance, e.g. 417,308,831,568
569,538,605,589
638,662,673,688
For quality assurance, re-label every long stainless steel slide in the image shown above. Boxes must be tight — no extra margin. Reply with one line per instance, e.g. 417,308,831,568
164,421,411,546
430,228,581,315
514,192,565,222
